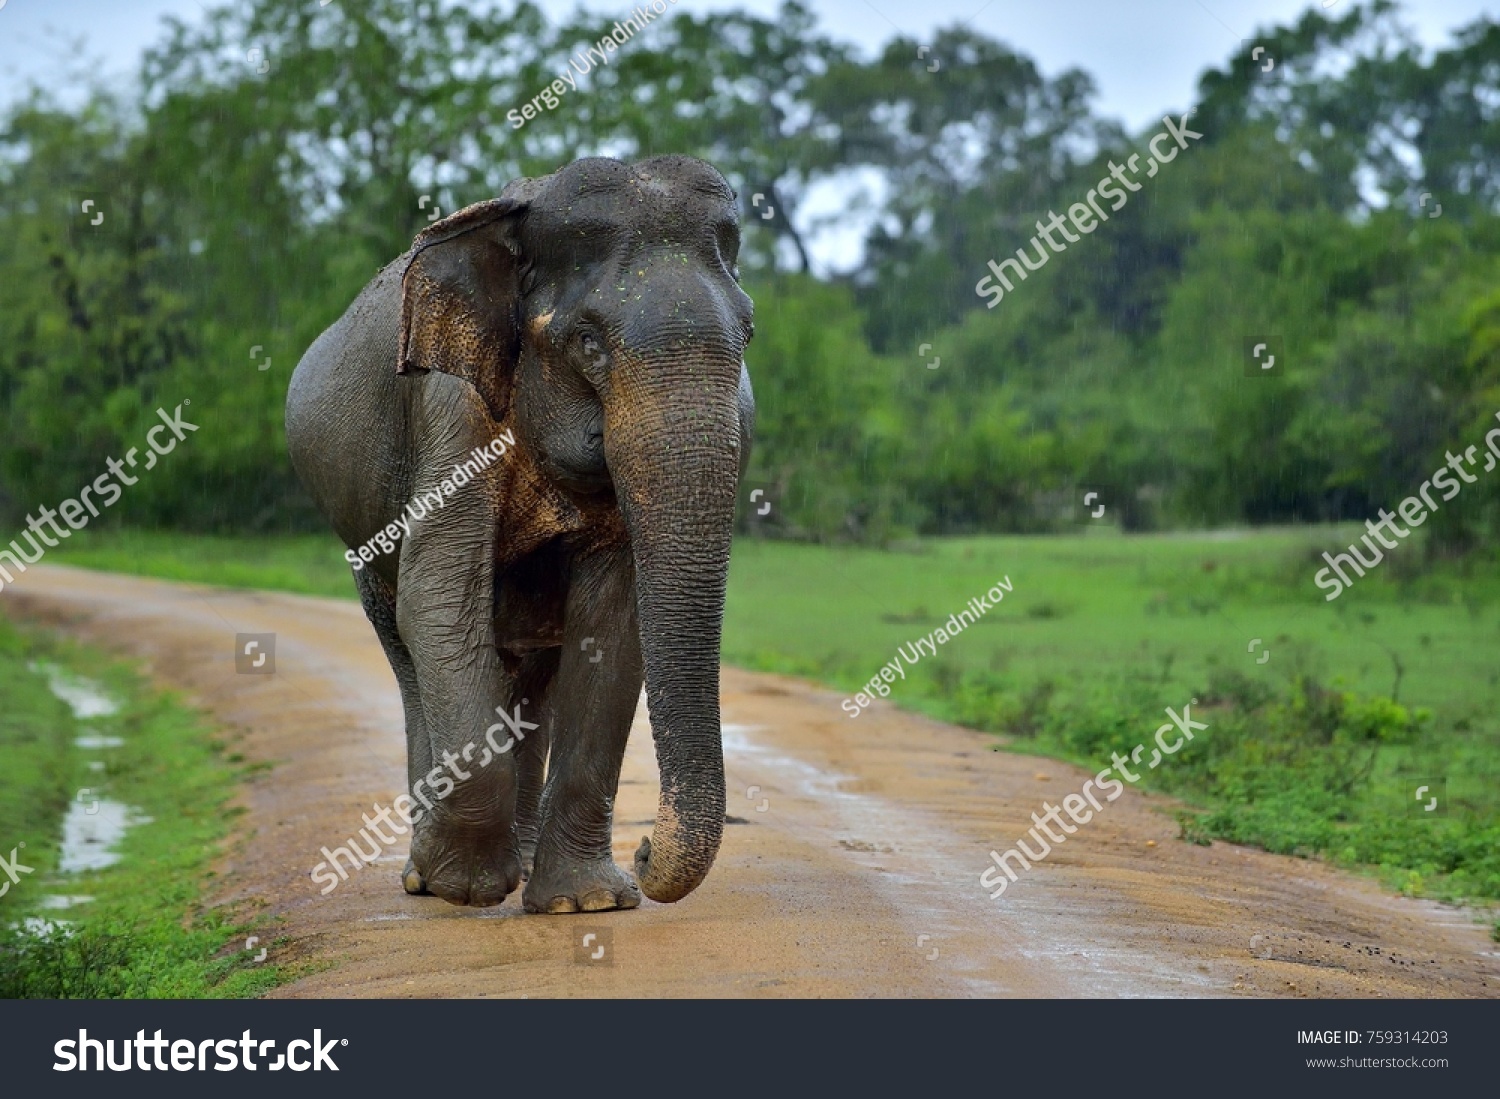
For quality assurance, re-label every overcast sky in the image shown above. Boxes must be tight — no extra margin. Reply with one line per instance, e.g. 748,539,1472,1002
0,0,1492,130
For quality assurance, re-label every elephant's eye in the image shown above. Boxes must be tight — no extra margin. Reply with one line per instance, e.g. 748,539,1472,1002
576,331,610,378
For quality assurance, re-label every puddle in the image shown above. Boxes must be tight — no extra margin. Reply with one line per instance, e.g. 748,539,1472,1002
57,798,152,873
73,735,125,750
24,661,149,878
39,895,94,910
28,661,120,719
17,917,73,937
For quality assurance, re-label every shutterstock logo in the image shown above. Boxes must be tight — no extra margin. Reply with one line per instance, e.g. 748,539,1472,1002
0,843,34,897
55,1030,347,1072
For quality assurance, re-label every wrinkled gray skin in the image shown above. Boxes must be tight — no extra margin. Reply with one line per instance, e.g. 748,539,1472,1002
285,156,754,912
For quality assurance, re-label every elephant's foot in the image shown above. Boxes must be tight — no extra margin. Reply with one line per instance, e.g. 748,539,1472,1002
522,855,641,914
401,858,430,895
409,828,523,907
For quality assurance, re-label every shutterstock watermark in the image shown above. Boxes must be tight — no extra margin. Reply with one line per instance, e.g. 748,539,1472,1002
0,404,198,595
54,1030,345,1072
508,1,682,130
975,114,1202,309
1316,411,1500,600
842,577,1013,717
345,429,513,571
978,699,1208,898
0,842,35,898
309,701,538,894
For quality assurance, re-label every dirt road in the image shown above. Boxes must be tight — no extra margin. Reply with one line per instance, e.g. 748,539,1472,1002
8,565,1497,997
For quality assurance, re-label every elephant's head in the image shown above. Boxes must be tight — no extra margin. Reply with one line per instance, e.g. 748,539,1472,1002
395,156,754,903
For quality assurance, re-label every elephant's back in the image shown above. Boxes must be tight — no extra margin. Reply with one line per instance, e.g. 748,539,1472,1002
286,258,405,437
285,259,412,555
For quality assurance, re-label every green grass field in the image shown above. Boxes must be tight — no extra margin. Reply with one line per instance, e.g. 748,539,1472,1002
722,527,1500,708
40,529,354,599
29,524,1500,914
0,616,290,997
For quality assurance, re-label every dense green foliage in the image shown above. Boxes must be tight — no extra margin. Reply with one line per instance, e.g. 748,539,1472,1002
2,1,1498,546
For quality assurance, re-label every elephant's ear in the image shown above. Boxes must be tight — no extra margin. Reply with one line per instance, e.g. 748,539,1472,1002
396,179,541,423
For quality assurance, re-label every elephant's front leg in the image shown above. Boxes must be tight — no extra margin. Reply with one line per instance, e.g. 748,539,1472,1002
397,525,523,908
523,547,644,914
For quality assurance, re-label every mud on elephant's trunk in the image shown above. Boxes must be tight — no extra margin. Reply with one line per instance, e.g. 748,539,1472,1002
608,371,741,904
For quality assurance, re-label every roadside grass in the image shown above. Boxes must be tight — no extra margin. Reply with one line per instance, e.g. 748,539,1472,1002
32,524,1500,908
43,528,354,600
0,614,292,997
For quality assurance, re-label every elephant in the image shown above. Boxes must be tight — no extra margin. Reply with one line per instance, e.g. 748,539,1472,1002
285,155,755,913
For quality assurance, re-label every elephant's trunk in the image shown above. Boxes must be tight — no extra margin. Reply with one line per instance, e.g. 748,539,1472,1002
606,358,741,904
